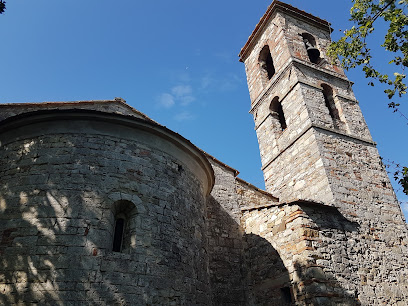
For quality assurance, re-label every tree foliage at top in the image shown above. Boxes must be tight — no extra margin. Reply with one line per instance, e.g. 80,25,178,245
329,0,408,196
386,161,408,195
328,0,407,108
0,1,5,14
396,166,408,194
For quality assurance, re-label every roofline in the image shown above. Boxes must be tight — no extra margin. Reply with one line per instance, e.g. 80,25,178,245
0,98,156,123
203,151,240,176
203,149,279,200
0,109,215,195
239,0,331,62
235,177,278,200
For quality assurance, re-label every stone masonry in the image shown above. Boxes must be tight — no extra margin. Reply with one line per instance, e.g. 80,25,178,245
1,1,408,305
239,1,408,304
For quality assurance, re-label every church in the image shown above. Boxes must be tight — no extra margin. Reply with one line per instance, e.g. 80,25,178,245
1,1,407,305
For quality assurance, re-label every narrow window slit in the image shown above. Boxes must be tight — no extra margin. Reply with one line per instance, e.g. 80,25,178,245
111,200,137,253
112,217,125,252
321,84,342,130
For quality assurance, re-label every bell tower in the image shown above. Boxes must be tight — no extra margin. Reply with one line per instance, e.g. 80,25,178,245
239,2,408,304
239,1,377,207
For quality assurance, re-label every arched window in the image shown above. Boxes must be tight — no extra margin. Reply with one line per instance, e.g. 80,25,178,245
112,216,126,252
321,84,339,120
259,45,276,81
270,97,287,130
321,84,344,129
112,200,136,253
301,33,320,64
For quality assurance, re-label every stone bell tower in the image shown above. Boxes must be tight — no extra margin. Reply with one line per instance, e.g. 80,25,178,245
239,1,383,207
239,1,408,304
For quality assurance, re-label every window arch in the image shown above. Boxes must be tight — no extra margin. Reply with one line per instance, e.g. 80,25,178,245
270,97,287,131
321,84,339,120
301,33,320,64
321,84,341,129
111,200,136,253
259,45,276,81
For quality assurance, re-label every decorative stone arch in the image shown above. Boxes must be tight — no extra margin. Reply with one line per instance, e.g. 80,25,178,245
270,96,287,131
301,32,321,64
258,44,276,84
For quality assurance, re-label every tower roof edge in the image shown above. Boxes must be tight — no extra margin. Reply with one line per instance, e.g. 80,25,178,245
238,0,331,62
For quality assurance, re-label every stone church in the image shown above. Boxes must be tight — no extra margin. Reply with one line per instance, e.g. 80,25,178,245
1,1,407,305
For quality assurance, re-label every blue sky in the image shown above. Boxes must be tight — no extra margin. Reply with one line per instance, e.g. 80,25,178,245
1,0,407,218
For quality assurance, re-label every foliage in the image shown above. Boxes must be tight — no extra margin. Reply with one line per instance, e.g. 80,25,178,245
387,160,408,194
0,1,5,14
396,167,408,194
328,0,407,108
329,0,408,196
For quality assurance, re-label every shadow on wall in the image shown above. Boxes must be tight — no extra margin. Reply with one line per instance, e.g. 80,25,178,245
1,131,212,305
0,145,141,305
293,203,361,305
245,233,292,305
207,194,363,305
206,195,247,305
0,190,121,304
207,192,293,305
300,203,360,233
0,137,121,304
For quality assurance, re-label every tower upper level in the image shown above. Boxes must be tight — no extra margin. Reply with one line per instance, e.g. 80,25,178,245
239,1,374,201
239,1,346,106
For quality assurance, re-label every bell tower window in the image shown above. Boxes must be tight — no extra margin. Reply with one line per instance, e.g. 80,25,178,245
270,97,287,130
301,33,320,64
321,84,341,129
259,45,276,82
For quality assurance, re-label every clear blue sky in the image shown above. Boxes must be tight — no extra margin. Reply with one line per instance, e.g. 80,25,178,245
1,0,407,217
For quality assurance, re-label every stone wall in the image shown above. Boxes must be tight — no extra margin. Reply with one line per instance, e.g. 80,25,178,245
242,201,363,305
206,158,280,305
206,160,246,305
314,129,408,305
0,110,212,305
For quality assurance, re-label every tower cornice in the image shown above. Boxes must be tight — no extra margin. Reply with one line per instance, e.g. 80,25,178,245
249,58,354,114
260,123,376,172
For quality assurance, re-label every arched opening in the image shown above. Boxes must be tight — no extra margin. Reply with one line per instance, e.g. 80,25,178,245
321,84,342,130
321,84,339,120
259,45,276,81
270,97,287,131
111,200,136,253
301,33,320,64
